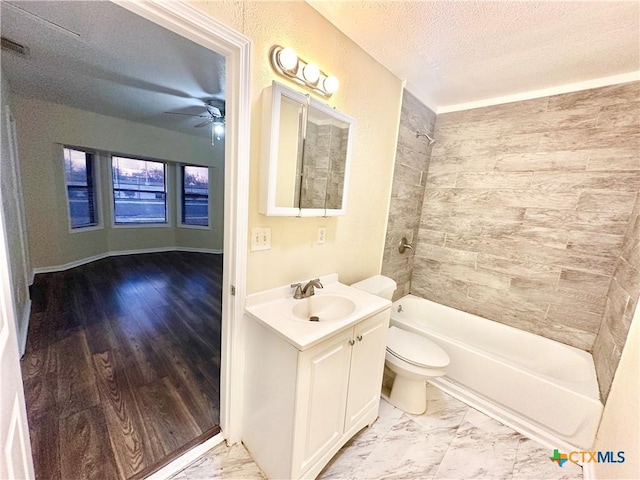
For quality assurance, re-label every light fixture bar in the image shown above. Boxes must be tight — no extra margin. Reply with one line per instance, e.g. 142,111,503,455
269,45,339,97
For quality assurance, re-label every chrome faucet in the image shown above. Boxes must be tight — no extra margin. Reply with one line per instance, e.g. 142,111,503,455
291,278,323,299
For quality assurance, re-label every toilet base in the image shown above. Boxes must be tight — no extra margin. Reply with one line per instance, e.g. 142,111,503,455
388,375,427,415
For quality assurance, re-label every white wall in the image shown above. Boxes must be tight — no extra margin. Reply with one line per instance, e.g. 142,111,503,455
12,95,225,270
0,71,31,351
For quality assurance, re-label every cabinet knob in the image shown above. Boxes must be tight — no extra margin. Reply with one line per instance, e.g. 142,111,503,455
356,335,363,342
348,339,355,346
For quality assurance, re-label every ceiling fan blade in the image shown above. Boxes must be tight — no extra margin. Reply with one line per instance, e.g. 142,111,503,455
164,112,208,117
205,105,222,117
194,119,214,128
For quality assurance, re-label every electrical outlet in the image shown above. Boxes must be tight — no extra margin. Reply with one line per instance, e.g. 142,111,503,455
317,227,326,244
251,227,271,251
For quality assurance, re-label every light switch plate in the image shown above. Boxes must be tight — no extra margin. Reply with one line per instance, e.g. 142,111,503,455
251,227,271,251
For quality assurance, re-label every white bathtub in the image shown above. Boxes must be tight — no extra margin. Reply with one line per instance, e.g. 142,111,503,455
391,294,603,450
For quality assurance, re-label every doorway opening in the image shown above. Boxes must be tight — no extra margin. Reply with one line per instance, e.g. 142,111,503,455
0,1,250,477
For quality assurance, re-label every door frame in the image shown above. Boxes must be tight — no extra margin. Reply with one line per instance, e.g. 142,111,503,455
112,0,251,445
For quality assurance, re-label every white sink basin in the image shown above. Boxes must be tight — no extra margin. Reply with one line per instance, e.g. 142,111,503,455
290,294,357,322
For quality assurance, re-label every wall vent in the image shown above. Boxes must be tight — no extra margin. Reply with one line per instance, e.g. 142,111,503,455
1,37,29,57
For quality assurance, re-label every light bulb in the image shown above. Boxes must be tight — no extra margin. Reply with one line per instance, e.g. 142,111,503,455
303,63,320,84
323,76,339,94
278,47,298,71
214,124,224,136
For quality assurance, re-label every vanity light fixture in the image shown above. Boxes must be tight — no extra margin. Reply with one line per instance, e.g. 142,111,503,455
270,45,339,97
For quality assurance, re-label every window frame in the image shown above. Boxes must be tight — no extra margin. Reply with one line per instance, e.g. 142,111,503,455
62,146,102,233
178,164,211,230
110,155,170,228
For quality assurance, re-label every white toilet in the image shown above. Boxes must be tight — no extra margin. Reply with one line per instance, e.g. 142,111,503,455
351,275,450,415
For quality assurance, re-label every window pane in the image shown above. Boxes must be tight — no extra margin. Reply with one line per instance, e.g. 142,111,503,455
182,166,209,226
64,148,98,228
112,156,167,224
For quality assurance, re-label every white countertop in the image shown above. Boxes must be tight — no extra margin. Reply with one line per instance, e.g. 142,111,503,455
245,273,391,350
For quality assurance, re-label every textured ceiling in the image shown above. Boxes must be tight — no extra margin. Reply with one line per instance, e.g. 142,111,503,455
307,1,640,112
1,1,225,138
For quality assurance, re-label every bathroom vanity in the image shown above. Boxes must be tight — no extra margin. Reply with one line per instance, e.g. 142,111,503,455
243,275,391,479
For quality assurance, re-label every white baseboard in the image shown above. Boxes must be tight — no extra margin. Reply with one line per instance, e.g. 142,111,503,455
18,299,31,357
32,246,223,275
146,431,225,480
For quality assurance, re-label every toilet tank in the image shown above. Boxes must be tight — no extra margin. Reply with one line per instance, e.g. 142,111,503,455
351,275,397,301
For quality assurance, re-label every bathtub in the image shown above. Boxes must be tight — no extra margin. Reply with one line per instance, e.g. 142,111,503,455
391,294,603,450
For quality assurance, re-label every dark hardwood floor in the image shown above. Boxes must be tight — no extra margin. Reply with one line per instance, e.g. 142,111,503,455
20,252,222,480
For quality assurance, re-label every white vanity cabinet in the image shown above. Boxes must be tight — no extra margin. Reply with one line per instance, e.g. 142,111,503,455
243,309,390,480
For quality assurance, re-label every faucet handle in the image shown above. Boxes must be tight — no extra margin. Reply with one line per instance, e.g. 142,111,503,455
291,283,304,299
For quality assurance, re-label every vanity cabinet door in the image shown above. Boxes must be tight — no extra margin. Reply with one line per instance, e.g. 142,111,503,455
344,311,389,432
292,328,353,478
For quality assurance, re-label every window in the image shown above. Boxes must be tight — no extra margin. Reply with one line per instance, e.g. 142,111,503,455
112,156,167,224
63,148,99,229
181,165,209,227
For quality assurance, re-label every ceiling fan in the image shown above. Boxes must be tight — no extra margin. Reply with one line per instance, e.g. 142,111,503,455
165,99,225,145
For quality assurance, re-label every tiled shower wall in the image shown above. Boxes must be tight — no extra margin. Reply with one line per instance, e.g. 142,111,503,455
381,90,436,299
592,193,639,399
412,82,639,360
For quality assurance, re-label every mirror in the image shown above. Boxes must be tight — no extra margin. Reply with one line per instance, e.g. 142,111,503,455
260,81,353,216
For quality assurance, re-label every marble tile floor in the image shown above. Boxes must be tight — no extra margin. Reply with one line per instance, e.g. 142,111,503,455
172,384,583,479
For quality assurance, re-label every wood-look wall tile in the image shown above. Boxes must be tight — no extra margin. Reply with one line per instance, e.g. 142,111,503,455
613,256,640,298
455,172,533,188
602,278,631,346
531,171,640,191
576,189,637,213
592,324,616,398
440,263,511,290
411,265,471,296
423,188,491,206
426,172,458,187
559,269,611,295
620,214,640,264
566,231,625,257
397,122,431,157
597,102,640,128
396,148,430,179
466,284,549,320
487,189,580,209
587,148,640,171
414,243,478,267
416,228,446,246
547,82,639,111
509,284,607,316
531,322,596,351
501,108,599,135
476,253,561,280
516,226,569,249
494,150,589,172
546,305,602,334
523,208,631,235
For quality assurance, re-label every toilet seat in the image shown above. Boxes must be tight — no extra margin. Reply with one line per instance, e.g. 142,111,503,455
386,326,449,369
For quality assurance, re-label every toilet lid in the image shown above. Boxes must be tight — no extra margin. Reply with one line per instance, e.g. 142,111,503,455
386,326,449,368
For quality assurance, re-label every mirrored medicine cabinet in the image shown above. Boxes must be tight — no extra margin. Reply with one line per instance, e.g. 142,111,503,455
259,81,354,216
